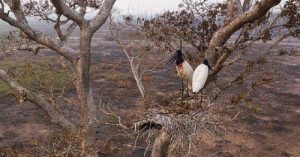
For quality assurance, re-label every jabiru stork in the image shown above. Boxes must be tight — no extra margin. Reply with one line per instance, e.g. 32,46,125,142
192,59,213,105
167,50,194,103
192,59,213,93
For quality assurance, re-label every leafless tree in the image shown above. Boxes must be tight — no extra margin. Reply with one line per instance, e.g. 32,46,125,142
108,15,168,99
0,0,116,156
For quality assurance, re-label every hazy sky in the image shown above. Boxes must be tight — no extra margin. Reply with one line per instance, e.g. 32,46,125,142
114,0,183,15
114,0,285,15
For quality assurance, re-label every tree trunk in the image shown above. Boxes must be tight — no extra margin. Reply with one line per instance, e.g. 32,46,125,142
76,27,98,157
150,131,171,157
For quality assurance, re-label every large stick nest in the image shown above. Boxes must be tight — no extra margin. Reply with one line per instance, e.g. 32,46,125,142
135,92,219,156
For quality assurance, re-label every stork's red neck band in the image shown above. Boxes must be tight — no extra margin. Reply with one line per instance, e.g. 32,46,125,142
177,63,183,67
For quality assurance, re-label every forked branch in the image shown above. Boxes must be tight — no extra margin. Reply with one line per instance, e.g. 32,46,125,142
51,0,86,26
90,0,116,33
0,1,77,64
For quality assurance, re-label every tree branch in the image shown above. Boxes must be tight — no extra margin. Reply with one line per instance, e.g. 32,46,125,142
54,15,77,42
0,69,76,130
53,1,87,43
205,0,281,65
0,2,77,64
90,0,116,33
51,0,86,26
0,0,4,11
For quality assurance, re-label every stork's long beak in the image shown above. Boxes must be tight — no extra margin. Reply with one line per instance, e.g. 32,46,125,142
208,63,213,71
166,53,177,66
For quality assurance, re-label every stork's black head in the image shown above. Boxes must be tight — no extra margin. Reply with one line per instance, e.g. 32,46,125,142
175,49,182,57
203,59,213,71
166,49,184,66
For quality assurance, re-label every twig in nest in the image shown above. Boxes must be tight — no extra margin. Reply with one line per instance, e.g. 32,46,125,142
209,111,241,125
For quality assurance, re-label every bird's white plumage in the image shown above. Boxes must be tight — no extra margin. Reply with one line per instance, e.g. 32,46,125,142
192,64,209,93
176,61,194,90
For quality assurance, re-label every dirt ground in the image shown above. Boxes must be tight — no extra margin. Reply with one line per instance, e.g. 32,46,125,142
0,26,299,157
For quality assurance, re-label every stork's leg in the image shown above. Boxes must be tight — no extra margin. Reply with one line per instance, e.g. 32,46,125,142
181,79,184,105
200,95,203,107
200,90,203,108
186,79,190,96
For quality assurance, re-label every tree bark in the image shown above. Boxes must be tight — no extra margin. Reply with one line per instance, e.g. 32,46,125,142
76,27,98,156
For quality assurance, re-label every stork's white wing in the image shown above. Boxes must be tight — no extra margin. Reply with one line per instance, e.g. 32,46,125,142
192,64,208,93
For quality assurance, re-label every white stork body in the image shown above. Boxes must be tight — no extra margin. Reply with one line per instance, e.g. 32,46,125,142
176,61,194,90
192,64,209,93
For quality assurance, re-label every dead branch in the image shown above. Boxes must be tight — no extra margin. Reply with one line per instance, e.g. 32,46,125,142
0,69,76,130
109,16,150,98
97,99,129,132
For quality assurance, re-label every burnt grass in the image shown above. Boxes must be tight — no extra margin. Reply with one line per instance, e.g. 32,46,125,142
0,30,300,157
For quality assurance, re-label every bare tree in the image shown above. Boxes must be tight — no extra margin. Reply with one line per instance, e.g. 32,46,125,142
108,15,167,99
0,0,116,156
109,18,147,98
